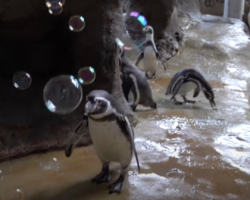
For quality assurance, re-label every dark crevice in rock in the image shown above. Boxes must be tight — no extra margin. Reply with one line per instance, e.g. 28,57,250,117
0,0,135,162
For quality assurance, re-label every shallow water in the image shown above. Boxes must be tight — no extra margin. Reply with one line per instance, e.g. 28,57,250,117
1,16,250,200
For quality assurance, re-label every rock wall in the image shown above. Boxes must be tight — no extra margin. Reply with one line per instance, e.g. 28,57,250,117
0,0,133,162
0,0,201,162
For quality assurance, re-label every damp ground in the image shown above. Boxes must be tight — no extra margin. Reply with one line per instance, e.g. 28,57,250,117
1,15,250,200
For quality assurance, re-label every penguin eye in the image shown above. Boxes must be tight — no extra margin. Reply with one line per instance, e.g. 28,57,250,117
97,100,102,104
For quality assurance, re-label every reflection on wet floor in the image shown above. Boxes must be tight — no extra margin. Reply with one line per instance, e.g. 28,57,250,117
1,16,250,200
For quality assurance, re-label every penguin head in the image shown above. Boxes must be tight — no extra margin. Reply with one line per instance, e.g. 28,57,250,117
85,90,114,118
142,25,154,35
203,89,216,108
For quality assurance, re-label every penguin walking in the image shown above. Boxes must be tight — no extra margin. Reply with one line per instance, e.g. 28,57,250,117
165,68,216,108
83,90,140,194
135,25,166,79
119,47,157,111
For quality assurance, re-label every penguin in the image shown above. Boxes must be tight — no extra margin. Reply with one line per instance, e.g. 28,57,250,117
135,25,166,79
83,90,140,194
165,68,216,108
119,46,157,111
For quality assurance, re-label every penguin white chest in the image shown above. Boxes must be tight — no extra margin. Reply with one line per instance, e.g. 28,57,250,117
143,46,158,72
177,82,197,95
88,118,132,166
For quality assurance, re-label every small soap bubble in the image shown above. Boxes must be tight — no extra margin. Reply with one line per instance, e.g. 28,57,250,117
13,71,32,90
78,67,96,85
44,75,83,114
46,0,63,15
69,16,85,32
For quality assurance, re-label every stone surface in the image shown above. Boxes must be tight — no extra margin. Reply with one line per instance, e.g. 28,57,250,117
0,0,134,161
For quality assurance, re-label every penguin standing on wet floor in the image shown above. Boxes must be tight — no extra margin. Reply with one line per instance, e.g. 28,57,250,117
135,25,166,79
165,68,216,108
66,90,140,194
119,46,157,111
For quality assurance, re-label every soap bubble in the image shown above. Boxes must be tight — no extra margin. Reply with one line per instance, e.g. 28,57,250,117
69,16,85,32
78,67,96,85
125,12,148,52
44,75,83,114
46,0,64,15
13,71,32,90
128,11,147,27
115,38,133,51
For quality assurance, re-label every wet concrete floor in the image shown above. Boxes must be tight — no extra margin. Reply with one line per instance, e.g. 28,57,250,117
1,15,250,200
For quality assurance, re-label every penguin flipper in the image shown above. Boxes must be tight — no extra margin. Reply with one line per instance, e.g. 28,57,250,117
135,53,144,66
193,87,200,98
65,122,84,157
170,77,185,100
192,80,201,98
65,115,89,157
122,78,133,101
115,114,140,172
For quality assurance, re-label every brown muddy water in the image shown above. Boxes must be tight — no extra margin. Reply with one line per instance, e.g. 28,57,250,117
1,15,250,200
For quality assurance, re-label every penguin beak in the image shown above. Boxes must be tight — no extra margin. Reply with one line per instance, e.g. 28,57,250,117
85,101,98,114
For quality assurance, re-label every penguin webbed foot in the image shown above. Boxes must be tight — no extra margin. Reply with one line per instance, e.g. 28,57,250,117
109,173,125,194
185,99,196,104
174,101,183,105
172,96,183,105
92,163,110,184
130,104,137,112
182,95,196,104
151,102,157,109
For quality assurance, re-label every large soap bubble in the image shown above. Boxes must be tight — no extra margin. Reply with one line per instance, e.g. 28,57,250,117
44,75,83,114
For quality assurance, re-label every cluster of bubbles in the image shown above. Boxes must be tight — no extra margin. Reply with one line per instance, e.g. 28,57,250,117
12,66,96,115
12,10,147,115
44,67,96,114
45,0,86,32
43,0,92,114
116,11,148,52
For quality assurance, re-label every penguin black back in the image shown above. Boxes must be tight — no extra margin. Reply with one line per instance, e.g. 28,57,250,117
120,50,156,110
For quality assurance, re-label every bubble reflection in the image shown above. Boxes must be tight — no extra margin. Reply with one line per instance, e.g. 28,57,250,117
115,38,133,51
129,11,148,27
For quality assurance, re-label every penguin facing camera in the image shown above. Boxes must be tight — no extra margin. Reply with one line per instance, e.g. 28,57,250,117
69,90,140,194
135,25,167,79
165,68,216,108
119,46,157,111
